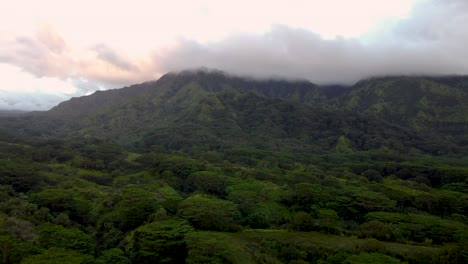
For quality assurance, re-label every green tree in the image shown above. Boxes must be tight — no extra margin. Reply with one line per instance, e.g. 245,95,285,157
335,135,354,153
124,218,193,264
291,211,315,231
94,248,130,264
185,171,226,196
96,186,161,231
30,189,91,224
358,220,404,242
178,195,241,231
362,169,383,182
38,225,95,254
317,209,341,234
0,235,39,264
20,247,93,264
247,201,291,229
345,252,402,264
185,231,253,264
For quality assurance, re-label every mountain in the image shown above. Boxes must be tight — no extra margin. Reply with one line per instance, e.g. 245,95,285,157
1,70,467,155
1,71,468,264
48,81,157,117
0,109,28,117
49,70,327,117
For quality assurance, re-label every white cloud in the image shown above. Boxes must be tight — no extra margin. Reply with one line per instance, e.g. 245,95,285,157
0,63,77,94
0,90,68,111
0,63,75,110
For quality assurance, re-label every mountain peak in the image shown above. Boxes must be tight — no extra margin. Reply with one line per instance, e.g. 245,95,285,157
167,68,314,86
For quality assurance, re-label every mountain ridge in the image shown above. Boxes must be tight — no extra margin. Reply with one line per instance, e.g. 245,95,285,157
1,70,467,155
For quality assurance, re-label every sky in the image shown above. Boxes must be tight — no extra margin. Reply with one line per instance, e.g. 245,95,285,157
0,0,467,110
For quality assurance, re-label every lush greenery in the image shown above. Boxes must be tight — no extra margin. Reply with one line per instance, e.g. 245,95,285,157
0,71,467,263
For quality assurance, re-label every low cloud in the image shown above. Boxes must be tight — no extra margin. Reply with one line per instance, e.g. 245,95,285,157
0,63,78,111
154,0,468,84
0,90,68,111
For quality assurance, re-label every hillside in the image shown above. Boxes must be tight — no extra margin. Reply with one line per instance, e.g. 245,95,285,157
342,76,468,140
1,71,467,155
0,110,28,117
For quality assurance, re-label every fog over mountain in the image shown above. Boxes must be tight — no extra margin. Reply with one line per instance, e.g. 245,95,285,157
156,0,468,83
0,0,467,110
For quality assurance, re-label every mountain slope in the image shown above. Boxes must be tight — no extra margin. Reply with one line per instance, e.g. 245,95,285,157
1,71,467,155
48,81,158,117
341,76,468,146
343,76,468,125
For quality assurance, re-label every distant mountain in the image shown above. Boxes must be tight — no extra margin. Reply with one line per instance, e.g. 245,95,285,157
0,110,28,117
48,81,157,117
1,70,467,155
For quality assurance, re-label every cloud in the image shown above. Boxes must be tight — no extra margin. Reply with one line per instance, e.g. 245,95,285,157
92,44,138,71
154,0,468,84
0,90,68,111
0,63,76,111
36,24,67,54
0,25,158,92
388,0,468,43
154,28,372,84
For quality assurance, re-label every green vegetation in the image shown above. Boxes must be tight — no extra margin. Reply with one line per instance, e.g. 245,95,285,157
0,134,466,263
0,71,467,263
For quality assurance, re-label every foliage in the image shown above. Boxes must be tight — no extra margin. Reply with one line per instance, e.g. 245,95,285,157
37,224,95,254
95,186,162,231
94,248,130,264
185,231,254,264
345,252,404,264
124,218,193,263
20,247,94,264
30,189,92,224
178,194,241,231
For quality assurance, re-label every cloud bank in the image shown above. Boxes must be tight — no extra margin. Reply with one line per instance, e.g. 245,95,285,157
155,0,468,84
0,0,467,110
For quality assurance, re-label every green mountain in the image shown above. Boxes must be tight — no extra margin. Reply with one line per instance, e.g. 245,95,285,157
1,70,467,263
342,76,468,137
1,71,467,155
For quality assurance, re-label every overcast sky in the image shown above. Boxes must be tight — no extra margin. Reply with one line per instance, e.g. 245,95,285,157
0,0,467,110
